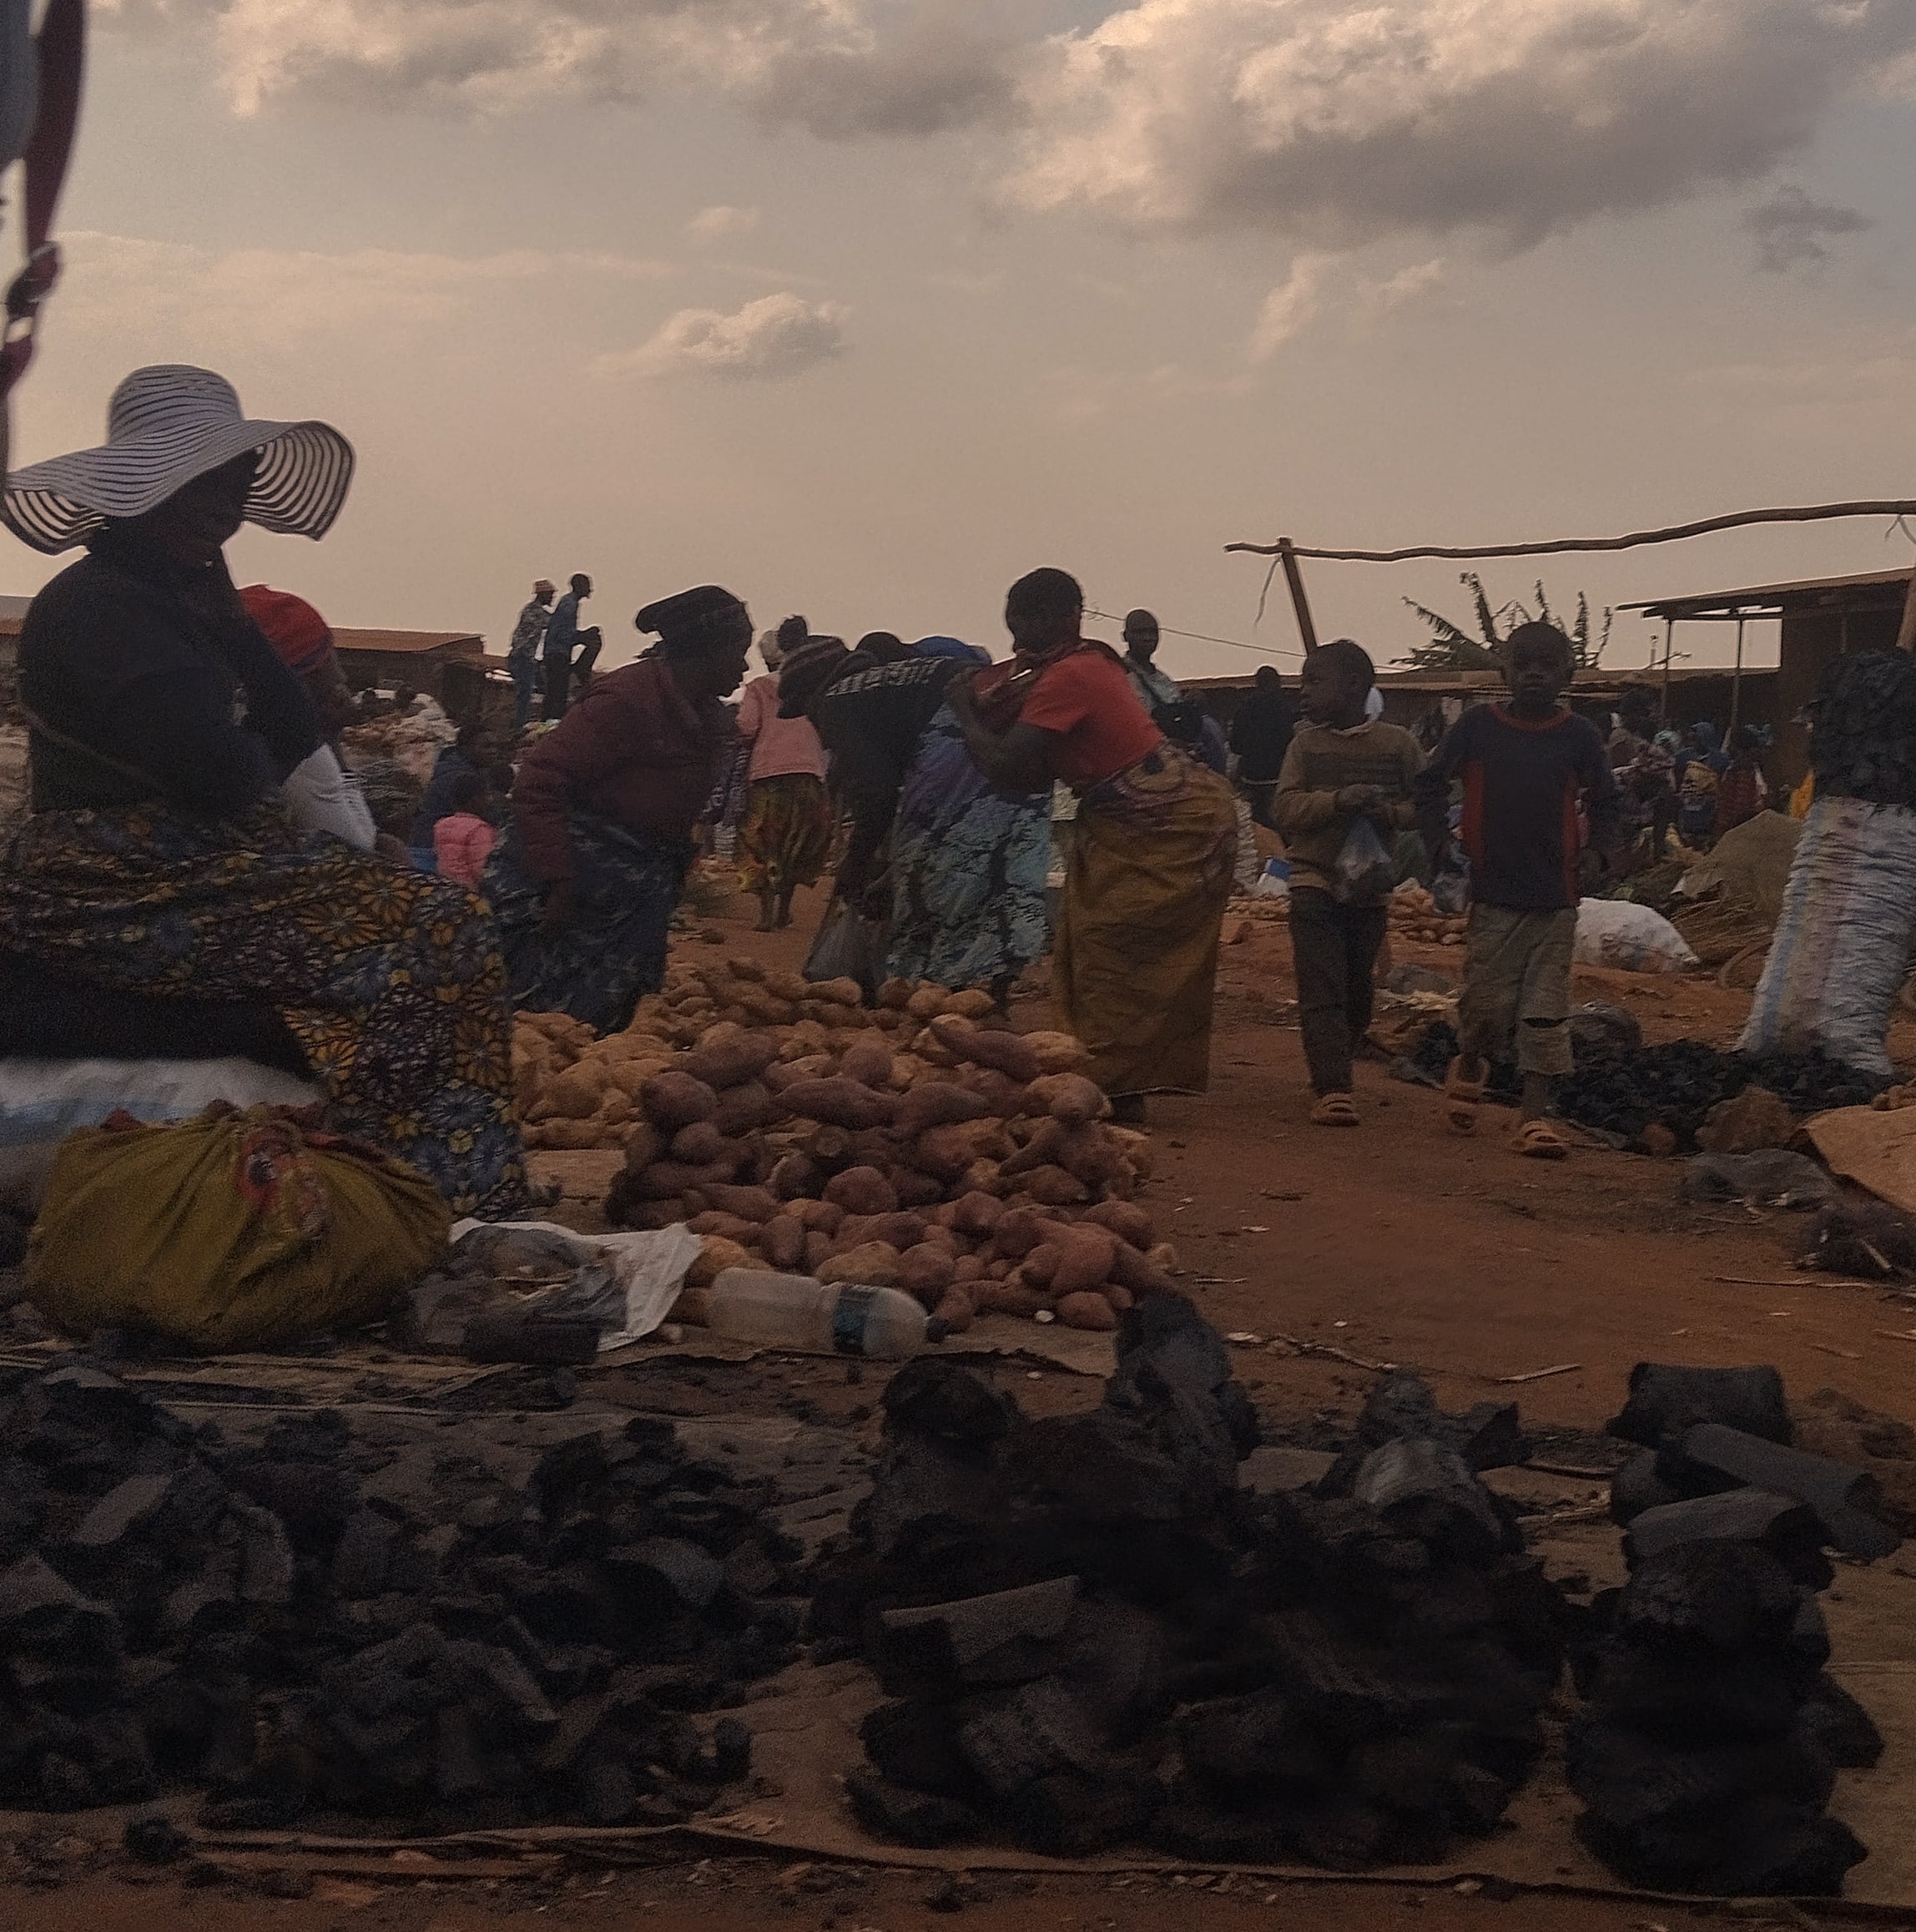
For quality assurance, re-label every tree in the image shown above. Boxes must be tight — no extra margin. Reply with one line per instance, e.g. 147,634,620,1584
1398,573,1612,672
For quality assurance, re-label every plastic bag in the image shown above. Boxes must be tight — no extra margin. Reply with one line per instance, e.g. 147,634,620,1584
1738,794,1916,1081
1431,857,1471,916
1572,899,1700,974
1332,818,1395,903
804,891,889,998
28,1104,451,1351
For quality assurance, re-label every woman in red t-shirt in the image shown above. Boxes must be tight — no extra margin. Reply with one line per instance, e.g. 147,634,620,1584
950,568,1238,1115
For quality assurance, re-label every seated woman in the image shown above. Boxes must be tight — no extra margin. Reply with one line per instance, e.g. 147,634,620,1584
483,585,752,1032
949,568,1238,1118
0,364,529,1218
779,634,1051,1004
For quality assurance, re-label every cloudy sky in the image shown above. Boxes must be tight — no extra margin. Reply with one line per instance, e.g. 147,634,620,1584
6,0,1916,678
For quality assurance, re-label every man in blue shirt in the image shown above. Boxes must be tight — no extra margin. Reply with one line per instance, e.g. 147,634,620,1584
542,572,597,721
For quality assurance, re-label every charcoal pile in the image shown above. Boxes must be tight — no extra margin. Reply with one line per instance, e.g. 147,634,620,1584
0,1361,800,1827
812,1297,1569,1867
1569,1362,1897,1895
1807,648,1916,806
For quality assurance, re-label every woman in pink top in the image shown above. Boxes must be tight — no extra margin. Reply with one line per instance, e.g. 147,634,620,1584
433,770,497,889
734,618,834,930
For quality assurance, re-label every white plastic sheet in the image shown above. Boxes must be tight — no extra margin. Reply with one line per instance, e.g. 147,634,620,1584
446,1218,702,1349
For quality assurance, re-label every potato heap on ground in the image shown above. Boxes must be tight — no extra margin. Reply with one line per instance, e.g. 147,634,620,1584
1389,883,1467,946
568,964,1174,1334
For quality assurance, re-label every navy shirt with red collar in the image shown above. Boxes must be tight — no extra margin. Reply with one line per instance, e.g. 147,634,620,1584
1414,703,1622,910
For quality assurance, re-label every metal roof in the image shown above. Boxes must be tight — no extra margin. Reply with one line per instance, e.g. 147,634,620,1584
333,628,484,657
1624,566,1912,621
1182,664,1770,696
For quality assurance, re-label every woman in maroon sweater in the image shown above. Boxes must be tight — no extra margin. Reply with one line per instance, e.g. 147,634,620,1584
483,585,752,1030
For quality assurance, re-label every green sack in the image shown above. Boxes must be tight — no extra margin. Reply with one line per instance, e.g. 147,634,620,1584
28,1104,451,1351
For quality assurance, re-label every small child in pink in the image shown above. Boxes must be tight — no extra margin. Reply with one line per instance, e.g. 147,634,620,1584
434,771,497,889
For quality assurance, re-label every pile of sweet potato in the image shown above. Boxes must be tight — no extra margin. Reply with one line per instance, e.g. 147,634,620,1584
597,986,1172,1334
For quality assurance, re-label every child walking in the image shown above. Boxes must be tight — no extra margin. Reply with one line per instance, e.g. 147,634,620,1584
1414,622,1622,1157
1274,638,1425,1127
433,770,498,890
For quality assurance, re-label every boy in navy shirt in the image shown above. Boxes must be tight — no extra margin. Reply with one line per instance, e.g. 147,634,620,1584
1414,623,1621,1156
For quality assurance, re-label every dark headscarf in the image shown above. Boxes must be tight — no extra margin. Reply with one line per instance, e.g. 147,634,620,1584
777,637,852,718
913,634,990,665
634,584,750,659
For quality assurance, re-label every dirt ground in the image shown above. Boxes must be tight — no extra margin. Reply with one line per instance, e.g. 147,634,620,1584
9,875,1916,1932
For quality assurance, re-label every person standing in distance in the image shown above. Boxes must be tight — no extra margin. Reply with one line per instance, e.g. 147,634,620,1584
542,572,595,723
507,578,554,732
1120,608,1181,719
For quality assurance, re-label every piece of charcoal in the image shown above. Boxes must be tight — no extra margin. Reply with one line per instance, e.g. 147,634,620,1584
950,1679,1108,1798
1175,1690,1331,1798
124,1815,190,1865
1609,1450,1683,1526
1792,1672,1884,1770
1608,1364,1790,1450
1150,1794,1291,1864
860,1702,976,1801
880,1360,1018,1454
1002,1768,1161,1856
1675,1424,1902,1560
1612,1541,1803,1653
1350,1439,1513,1561
1622,1491,1833,1588
845,1768,981,1848
879,1576,1080,1690
1576,1800,1867,1897
1567,1718,1835,1831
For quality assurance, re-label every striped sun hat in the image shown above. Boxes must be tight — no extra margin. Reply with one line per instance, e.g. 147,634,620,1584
2,364,355,553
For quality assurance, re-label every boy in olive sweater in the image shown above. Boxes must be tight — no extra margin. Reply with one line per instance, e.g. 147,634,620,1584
1273,639,1425,1126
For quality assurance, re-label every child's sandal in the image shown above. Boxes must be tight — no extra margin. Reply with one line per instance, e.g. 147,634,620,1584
1514,1119,1571,1160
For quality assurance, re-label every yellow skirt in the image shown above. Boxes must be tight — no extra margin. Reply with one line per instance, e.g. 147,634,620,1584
1055,748,1238,1095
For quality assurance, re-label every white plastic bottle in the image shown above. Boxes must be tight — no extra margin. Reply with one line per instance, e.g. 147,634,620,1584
704,1268,939,1359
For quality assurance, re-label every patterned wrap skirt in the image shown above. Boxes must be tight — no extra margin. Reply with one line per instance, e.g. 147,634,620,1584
736,772,834,896
483,811,692,1036
886,704,1051,993
0,803,529,1218
1056,745,1238,1096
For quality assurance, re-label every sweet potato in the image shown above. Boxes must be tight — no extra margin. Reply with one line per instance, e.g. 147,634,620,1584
890,1167,947,1210
687,1211,761,1245
888,1053,930,1092
803,1229,834,1274
1050,1227,1120,1297
1001,1118,1067,1178
670,1120,730,1166
639,1071,720,1132
929,1015,1041,1082
1026,1031,1092,1075
951,1191,1004,1238
991,1206,1045,1259
806,1124,856,1173
530,1060,609,1123
959,1159,1006,1198
905,984,953,1020
698,1182,779,1224
1102,1282,1135,1313
1147,1242,1179,1272
1056,1291,1119,1332
687,1235,754,1289
609,1195,686,1233
1054,1122,1126,1189
1082,1199,1154,1250
945,989,996,1020
627,1158,736,1203
952,1252,987,1286
839,1038,895,1089
812,976,865,1008
893,1082,992,1138
1020,1243,1062,1289
713,1079,779,1138
620,1122,665,1176
956,1066,1032,1116
759,1213,808,1272
1028,1073,1109,1126
1023,1164,1092,1208
769,1152,824,1201
978,1279,1046,1318
793,1199,845,1236
897,1243,958,1306
1110,1243,1178,1295
823,1165,899,1217
782,1078,896,1131
1109,1127,1155,1179
930,1286,976,1334
865,1210,930,1252
818,1241,902,1287
910,1123,979,1185
877,976,915,1011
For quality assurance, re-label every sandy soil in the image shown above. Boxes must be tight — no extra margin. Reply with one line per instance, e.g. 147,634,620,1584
8,874,1915,1932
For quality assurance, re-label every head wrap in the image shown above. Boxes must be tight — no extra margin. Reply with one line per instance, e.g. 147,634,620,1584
777,638,852,719
240,583,334,675
633,584,750,660
913,635,990,665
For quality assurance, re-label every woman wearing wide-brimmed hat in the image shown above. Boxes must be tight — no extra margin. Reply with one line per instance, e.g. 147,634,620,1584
0,364,530,1217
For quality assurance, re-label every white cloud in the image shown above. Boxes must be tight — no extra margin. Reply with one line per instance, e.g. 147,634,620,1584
1005,0,1916,245
599,290,850,381
688,204,760,244
1246,253,1331,362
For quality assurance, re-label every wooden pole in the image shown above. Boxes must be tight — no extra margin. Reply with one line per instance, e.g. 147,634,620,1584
1729,613,1745,732
1278,537,1319,657
1897,568,1916,655
1660,618,1674,719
